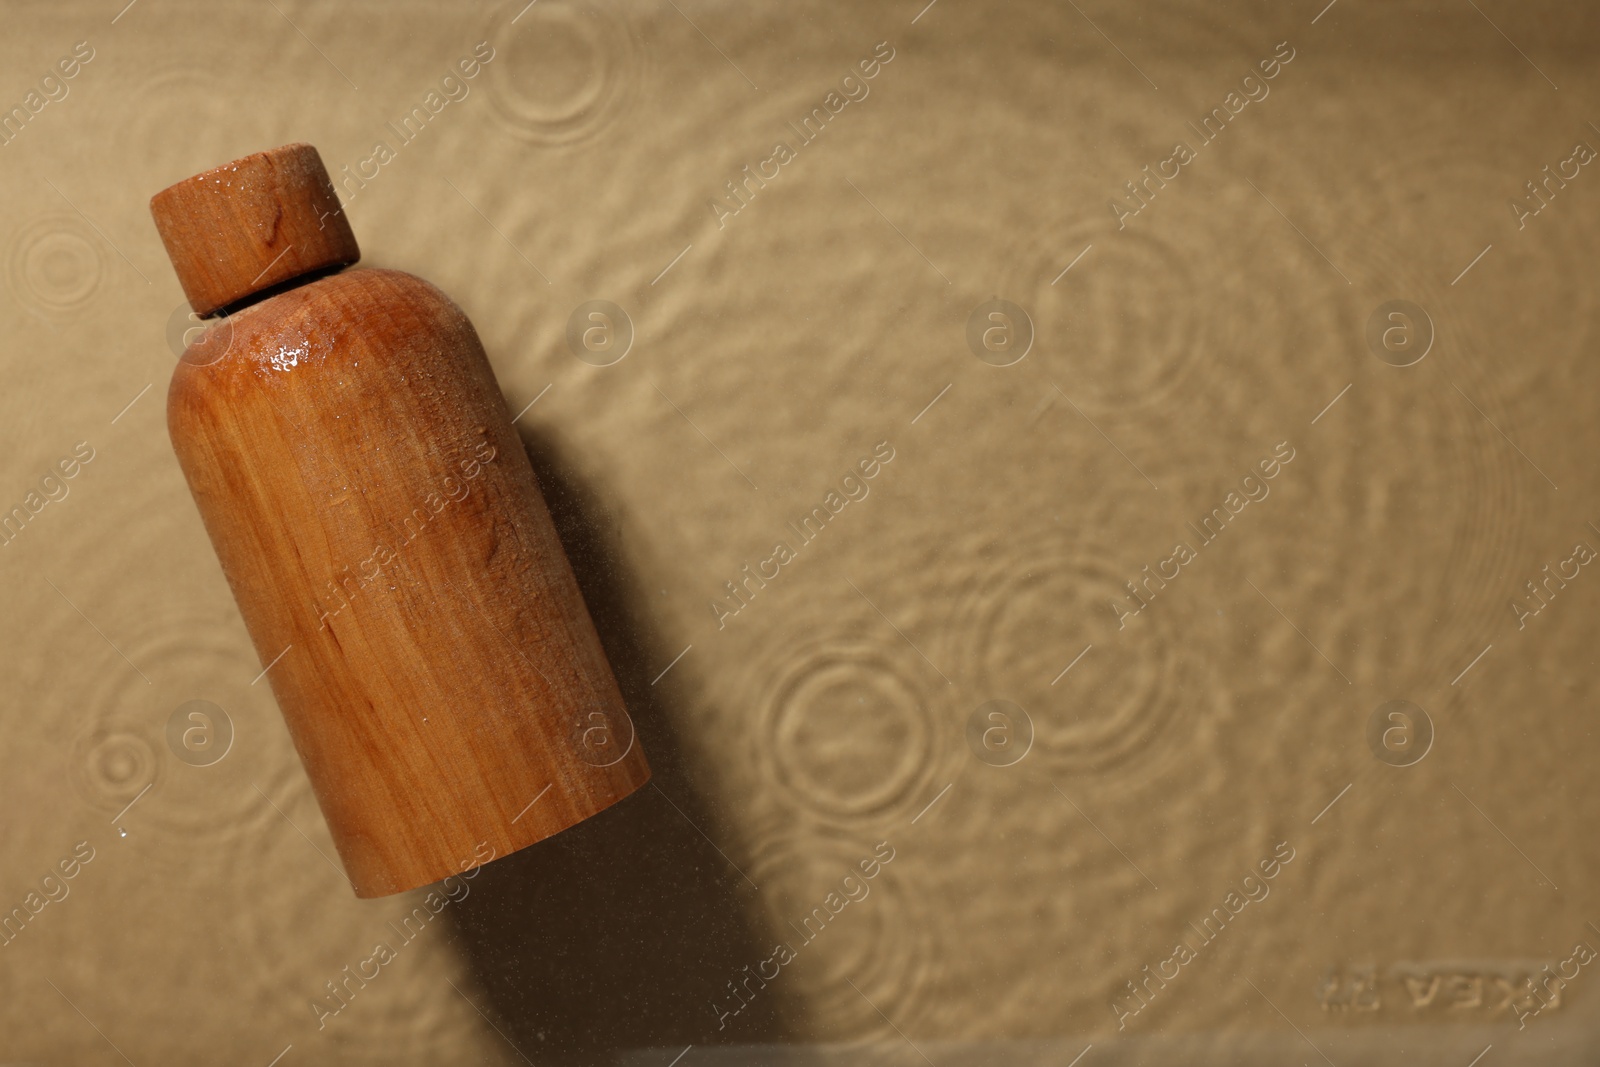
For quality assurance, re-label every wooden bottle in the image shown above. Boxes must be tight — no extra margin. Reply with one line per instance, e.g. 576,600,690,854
151,143,649,897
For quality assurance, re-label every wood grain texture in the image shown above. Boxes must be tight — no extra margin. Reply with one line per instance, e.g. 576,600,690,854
150,143,360,316
167,267,650,897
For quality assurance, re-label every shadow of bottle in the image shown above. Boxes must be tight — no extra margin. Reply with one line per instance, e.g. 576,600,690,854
438,423,806,1065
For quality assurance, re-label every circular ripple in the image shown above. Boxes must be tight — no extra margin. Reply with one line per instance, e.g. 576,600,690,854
63,599,293,871
71,718,162,816
758,637,943,824
745,831,939,1040
6,214,105,319
948,529,1194,775
1325,207,1535,668
482,0,638,146
1005,224,1203,411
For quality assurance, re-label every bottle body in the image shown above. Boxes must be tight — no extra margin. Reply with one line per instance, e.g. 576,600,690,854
169,266,649,896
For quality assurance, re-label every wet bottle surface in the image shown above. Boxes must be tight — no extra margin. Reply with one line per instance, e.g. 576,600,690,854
152,143,649,897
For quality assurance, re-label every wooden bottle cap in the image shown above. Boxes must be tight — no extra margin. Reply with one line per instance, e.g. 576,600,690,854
150,143,359,317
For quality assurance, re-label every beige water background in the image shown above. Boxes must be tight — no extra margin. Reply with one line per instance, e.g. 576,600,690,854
2,0,1599,1063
